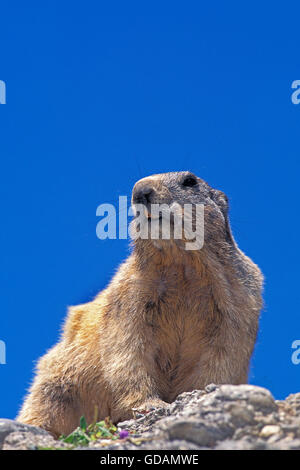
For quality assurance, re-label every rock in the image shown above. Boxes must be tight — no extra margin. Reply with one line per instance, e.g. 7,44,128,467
1,385,300,450
161,418,233,447
260,425,281,438
205,383,218,393
0,419,73,450
224,403,255,427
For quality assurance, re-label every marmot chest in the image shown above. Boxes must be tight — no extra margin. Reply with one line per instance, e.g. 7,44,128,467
142,271,212,380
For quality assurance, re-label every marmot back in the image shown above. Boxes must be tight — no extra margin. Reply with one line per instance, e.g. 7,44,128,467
17,171,263,437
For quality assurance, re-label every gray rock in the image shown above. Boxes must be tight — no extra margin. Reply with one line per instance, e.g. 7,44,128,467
161,418,233,447
0,419,50,449
2,384,300,450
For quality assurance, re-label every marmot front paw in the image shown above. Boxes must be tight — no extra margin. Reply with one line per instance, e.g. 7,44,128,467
132,398,169,417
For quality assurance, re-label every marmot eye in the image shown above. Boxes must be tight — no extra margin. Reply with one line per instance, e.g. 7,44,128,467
182,176,197,188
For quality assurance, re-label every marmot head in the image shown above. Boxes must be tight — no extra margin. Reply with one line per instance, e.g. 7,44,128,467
131,171,234,252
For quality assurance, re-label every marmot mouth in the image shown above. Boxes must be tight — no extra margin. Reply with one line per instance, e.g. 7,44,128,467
147,214,163,221
143,205,162,221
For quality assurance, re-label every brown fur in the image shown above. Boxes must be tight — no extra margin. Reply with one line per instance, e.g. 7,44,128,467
17,172,263,437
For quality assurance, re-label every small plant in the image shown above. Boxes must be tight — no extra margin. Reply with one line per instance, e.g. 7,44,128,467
59,415,129,447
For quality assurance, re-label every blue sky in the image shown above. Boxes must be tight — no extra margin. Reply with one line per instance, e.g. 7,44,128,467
0,2,299,419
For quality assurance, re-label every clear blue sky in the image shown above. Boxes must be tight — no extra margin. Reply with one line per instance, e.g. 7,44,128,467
0,2,299,419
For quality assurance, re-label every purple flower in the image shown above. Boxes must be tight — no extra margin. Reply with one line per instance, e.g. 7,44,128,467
119,430,129,439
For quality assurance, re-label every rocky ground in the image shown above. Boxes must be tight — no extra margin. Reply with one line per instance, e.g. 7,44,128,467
1,384,300,450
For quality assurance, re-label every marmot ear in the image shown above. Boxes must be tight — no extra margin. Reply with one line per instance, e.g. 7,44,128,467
209,189,229,212
210,188,234,244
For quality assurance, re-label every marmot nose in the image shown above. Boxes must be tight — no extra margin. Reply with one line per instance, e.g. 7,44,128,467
133,185,154,206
